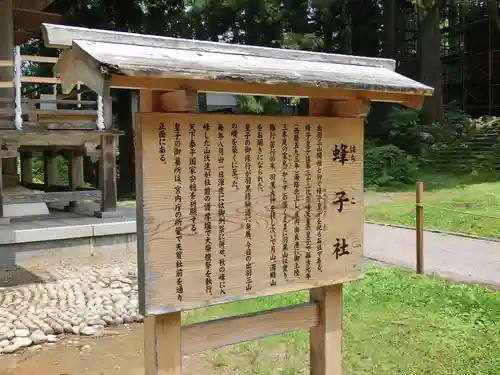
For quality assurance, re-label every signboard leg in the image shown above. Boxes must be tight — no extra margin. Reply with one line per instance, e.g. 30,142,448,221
144,312,182,375
310,284,343,375
139,88,198,375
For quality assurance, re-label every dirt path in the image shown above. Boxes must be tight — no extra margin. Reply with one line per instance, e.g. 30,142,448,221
0,324,219,375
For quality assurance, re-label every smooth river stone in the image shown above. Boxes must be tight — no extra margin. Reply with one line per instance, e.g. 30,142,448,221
51,324,64,335
0,339,11,348
14,329,30,338
122,315,134,324
102,316,115,325
121,277,133,285
1,344,19,354
121,286,132,294
0,325,10,336
79,326,96,336
13,321,27,330
46,335,58,343
30,330,47,345
40,324,54,336
13,337,32,348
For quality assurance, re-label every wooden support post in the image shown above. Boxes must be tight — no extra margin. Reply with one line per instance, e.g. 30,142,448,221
95,91,119,218
75,155,85,187
139,88,197,375
0,152,9,225
43,150,58,187
416,181,424,274
310,284,343,375
67,151,83,211
20,152,33,186
95,135,118,218
308,97,349,375
144,310,182,375
0,0,14,110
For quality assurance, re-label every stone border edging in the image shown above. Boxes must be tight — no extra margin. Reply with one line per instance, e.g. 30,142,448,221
1,220,136,245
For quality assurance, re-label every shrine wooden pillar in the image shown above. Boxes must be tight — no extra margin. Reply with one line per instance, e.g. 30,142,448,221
95,89,119,218
0,0,14,224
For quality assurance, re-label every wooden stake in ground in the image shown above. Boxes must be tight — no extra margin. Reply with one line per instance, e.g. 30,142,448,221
416,181,424,274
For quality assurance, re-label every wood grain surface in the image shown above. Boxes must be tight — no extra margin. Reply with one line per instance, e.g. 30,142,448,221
136,113,363,315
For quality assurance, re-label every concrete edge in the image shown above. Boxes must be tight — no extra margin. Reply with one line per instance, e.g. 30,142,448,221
365,220,500,244
0,220,137,244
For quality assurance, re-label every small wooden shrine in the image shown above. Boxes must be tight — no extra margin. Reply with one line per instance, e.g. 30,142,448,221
0,0,121,224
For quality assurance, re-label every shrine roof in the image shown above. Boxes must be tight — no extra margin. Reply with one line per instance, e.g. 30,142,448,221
14,0,56,11
42,24,433,106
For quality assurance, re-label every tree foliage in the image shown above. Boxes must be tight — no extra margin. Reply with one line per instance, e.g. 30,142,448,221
38,0,497,192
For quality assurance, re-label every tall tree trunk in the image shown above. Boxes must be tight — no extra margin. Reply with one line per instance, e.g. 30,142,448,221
366,0,396,138
339,2,352,54
419,5,445,124
384,0,396,58
322,7,334,53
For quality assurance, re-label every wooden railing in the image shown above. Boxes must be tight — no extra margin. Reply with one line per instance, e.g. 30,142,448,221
0,46,104,130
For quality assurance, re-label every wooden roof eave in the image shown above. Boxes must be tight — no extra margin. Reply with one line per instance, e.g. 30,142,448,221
53,39,433,110
42,23,397,71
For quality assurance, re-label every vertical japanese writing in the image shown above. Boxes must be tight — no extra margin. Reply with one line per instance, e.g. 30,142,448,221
244,123,253,291
316,124,324,272
293,124,300,278
281,124,289,280
203,123,212,295
269,124,277,287
217,124,226,295
231,123,239,189
332,144,357,165
333,238,350,259
189,123,197,233
349,145,356,162
158,122,166,164
257,123,264,193
173,122,183,301
333,190,356,213
304,124,312,279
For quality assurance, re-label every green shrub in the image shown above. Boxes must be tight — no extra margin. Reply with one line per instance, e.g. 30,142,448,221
364,145,417,188
381,106,422,156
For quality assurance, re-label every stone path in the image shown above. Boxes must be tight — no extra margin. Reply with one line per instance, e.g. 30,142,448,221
0,223,499,355
364,223,500,287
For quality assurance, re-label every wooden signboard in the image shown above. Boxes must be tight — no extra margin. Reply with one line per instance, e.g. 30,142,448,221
42,22,432,375
136,112,363,315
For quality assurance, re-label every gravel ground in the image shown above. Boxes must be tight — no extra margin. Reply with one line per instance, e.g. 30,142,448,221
0,262,140,354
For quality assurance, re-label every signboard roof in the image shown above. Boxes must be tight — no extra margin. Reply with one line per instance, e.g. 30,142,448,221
42,24,433,106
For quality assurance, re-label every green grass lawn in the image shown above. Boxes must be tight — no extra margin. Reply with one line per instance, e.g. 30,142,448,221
182,266,500,375
365,174,500,238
